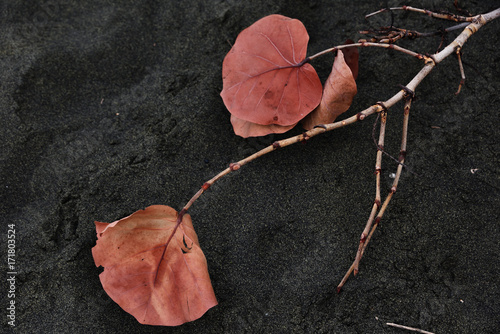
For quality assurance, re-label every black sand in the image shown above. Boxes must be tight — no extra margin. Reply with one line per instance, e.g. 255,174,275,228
1,1,499,333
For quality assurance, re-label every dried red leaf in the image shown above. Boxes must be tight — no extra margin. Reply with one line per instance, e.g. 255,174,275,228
342,39,359,80
92,205,217,326
302,50,357,130
221,14,322,132
230,114,297,138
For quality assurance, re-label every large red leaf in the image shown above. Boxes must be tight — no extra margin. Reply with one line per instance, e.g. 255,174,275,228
302,50,357,130
230,114,297,138
92,205,217,326
221,14,322,128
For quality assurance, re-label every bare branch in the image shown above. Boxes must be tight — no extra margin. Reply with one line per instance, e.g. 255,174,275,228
181,8,500,293
181,7,499,217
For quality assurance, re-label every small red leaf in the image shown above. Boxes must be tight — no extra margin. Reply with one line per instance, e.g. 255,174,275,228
302,50,357,130
92,205,217,326
221,14,322,129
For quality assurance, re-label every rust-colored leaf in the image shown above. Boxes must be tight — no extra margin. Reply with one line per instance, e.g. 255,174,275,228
221,14,322,131
302,50,357,130
92,205,217,326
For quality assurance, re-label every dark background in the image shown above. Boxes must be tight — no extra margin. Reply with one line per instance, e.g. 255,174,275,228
1,0,499,333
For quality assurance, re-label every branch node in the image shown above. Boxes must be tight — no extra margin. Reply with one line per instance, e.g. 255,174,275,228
272,141,282,150
229,162,241,171
201,182,211,191
399,84,416,101
424,53,436,65
399,150,407,162
301,133,310,143
376,102,389,114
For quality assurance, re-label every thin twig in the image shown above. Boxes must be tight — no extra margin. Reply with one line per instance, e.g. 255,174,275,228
455,47,465,95
366,6,475,22
359,22,469,44
364,97,412,261
308,41,429,62
338,95,412,291
354,104,388,275
386,322,435,334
